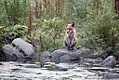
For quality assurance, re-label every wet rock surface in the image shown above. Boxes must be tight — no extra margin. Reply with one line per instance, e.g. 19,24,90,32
40,51,51,67
100,55,116,68
0,38,36,63
1,58,119,80
1,46,119,80
40,48,91,65
51,49,81,64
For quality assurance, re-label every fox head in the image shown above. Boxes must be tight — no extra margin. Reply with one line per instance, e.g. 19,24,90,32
66,22,75,38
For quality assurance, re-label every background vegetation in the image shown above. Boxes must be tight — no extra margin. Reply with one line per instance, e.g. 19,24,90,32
0,0,119,55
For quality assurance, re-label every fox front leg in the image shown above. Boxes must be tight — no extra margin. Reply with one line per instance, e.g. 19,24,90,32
70,39,76,50
65,40,71,50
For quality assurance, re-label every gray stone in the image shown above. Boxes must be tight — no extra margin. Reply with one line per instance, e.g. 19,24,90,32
60,54,72,63
0,48,6,61
79,47,91,58
2,44,23,61
12,38,36,63
43,62,68,71
39,47,91,65
40,51,51,67
103,72,119,79
55,66,68,71
1,38,36,63
50,49,81,64
100,56,116,68
12,38,35,56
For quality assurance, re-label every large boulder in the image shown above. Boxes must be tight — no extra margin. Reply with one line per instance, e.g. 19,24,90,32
0,38,36,63
12,38,36,63
100,55,116,68
50,49,81,64
2,44,24,61
12,38,35,56
39,47,91,66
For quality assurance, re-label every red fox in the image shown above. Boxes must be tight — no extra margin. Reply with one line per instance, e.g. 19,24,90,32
64,22,77,50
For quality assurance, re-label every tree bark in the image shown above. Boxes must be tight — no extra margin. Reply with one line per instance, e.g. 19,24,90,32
55,0,62,18
27,5,33,36
115,0,119,16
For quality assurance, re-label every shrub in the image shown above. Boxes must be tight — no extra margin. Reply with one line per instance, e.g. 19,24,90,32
31,18,65,52
85,13,119,50
0,25,28,48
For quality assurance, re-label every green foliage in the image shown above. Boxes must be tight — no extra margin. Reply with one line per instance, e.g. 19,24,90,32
0,0,29,48
0,25,28,48
82,11,119,50
33,18,65,51
0,0,119,54
72,0,119,50
0,0,29,26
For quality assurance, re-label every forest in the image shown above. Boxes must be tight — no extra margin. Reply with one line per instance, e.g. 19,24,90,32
0,0,119,56
1,0,119,79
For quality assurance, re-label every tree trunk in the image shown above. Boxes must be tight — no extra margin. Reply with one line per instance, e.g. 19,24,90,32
115,0,119,16
27,5,33,36
55,0,62,18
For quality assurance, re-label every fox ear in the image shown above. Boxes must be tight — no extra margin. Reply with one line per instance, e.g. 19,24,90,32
71,22,75,27
66,24,68,27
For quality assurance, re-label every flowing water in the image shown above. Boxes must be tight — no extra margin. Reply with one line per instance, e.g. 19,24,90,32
0,58,119,80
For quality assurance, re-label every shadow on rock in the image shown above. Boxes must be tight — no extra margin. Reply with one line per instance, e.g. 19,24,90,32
0,38,36,64
40,47,91,67
100,55,116,68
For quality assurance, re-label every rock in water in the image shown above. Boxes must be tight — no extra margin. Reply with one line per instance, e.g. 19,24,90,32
12,38,35,56
79,47,91,58
40,48,91,64
12,38,36,63
50,49,81,64
40,51,51,67
100,55,116,68
43,62,68,71
1,38,36,63
0,47,7,61
2,44,24,61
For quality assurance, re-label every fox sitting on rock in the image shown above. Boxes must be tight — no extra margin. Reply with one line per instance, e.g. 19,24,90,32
64,22,77,50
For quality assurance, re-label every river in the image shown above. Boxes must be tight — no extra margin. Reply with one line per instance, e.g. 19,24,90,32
0,58,119,80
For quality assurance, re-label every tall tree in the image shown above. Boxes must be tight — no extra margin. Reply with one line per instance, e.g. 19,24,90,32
115,0,119,16
55,0,62,18
27,5,33,36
